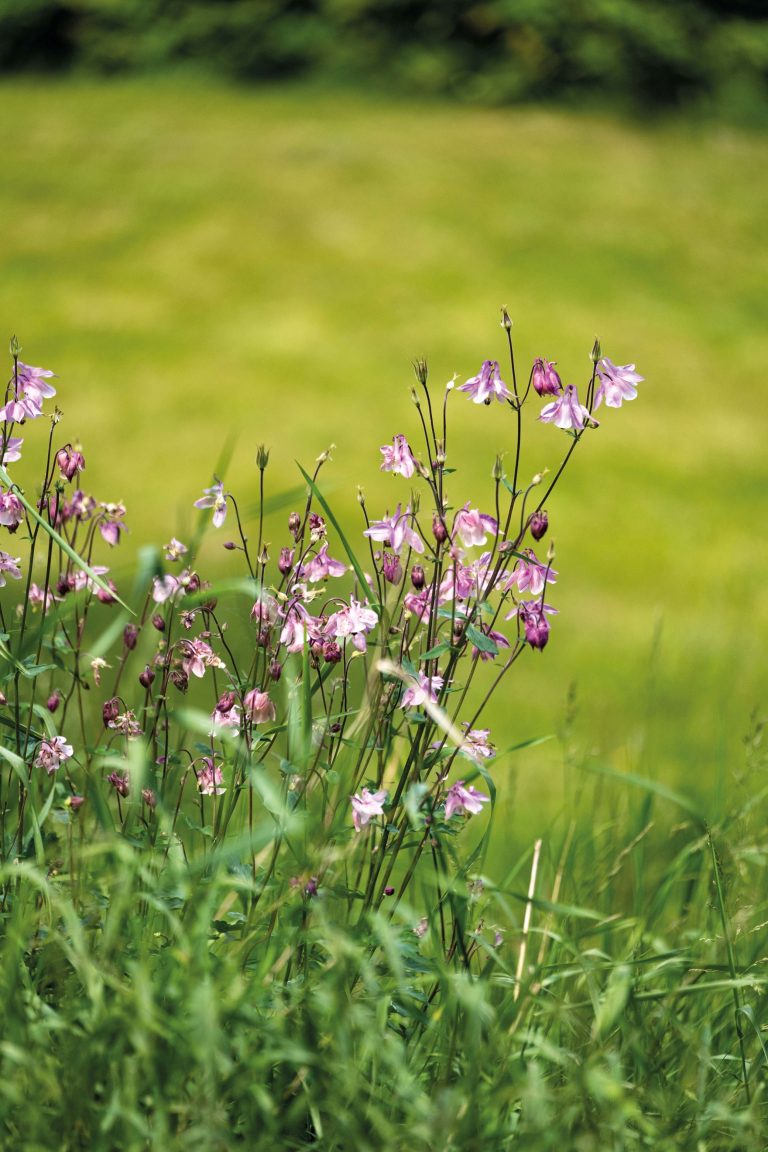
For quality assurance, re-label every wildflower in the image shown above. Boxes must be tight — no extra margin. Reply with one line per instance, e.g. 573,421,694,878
0,551,21,586
381,551,402,585
403,586,432,622
123,623,139,650
461,726,496,760
529,509,548,541
34,735,74,775
504,549,557,596
138,665,155,688
539,385,595,432
46,691,61,713
401,671,444,710
458,360,512,405
0,360,57,422
531,358,563,397
102,696,120,725
509,600,558,651
280,602,322,653
178,637,226,680
380,433,416,478
152,574,182,603
27,583,60,613
470,625,510,662
278,546,294,574
108,710,143,738
308,512,326,541
411,564,426,590
288,511,301,537
594,358,644,408
141,788,157,809
364,504,424,555
0,436,23,464
243,689,276,724
0,488,24,532
164,537,188,561
194,480,228,528
197,758,225,795
66,794,85,811
453,503,498,549
432,513,448,544
250,593,278,626
300,542,347,583
98,502,128,547
324,597,379,653
56,444,85,481
351,787,388,832
444,781,490,819
107,771,130,797
210,703,242,732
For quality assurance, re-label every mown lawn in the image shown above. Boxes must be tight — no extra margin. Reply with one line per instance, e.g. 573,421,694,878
1,76,766,832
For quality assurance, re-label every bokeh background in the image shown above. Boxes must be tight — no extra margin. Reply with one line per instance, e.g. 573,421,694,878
1,0,767,833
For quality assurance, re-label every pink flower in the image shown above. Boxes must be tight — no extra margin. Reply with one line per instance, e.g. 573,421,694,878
508,600,558,651
403,586,433,622
280,602,323,653
0,488,24,531
56,445,85,481
324,597,379,652
250,594,278,625
458,360,512,405
401,671,444,710
194,480,228,528
98,502,127,547
34,735,73,775
152,574,182,603
178,638,226,679
453,503,498,549
594,358,644,408
351,787,388,831
0,361,56,422
197,758,226,795
164,537,188,562
300,542,347,583
503,549,557,596
461,726,496,760
0,436,23,464
108,710,143,738
0,551,22,586
210,703,241,732
531,358,563,397
243,689,276,724
364,504,424,555
380,434,416,478
539,385,596,432
107,771,130,797
444,781,490,819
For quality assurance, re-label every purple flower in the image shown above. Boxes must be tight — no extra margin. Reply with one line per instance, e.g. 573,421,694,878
594,358,644,408
458,360,512,405
56,445,85,481
0,436,23,464
539,385,596,432
444,781,490,819
364,504,424,555
351,787,388,832
503,549,557,596
107,771,130,797
108,710,143,738
98,502,127,547
381,551,402,585
453,503,498,549
164,537,188,562
34,735,73,775
0,550,22,587
380,433,416,478
0,488,24,531
300,542,347,583
194,480,228,528
243,689,276,723
513,600,557,651
178,637,226,679
324,597,379,652
532,358,563,397
461,726,496,760
197,758,226,795
401,671,444,710
0,361,56,422
152,574,182,603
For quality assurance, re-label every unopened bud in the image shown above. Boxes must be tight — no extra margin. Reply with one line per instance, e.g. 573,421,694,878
170,669,189,694
492,454,504,482
102,697,120,726
139,664,155,689
46,691,60,713
123,623,139,650
500,307,512,331
141,788,157,809
411,564,426,590
256,444,270,470
413,358,428,387
269,659,282,682
223,540,237,550
288,511,301,537
432,514,448,545
590,337,602,364
278,546,294,575
152,613,165,632
529,509,548,541
56,444,86,482
10,335,20,358
216,690,237,714
258,544,269,567
546,539,556,563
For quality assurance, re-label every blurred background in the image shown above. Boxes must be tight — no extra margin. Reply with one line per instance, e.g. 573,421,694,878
1,0,766,833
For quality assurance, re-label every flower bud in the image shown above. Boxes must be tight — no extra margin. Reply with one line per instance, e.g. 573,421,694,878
243,689,276,724
141,788,157,809
46,691,60,713
123,623,139,650
56,444,86,482
216,690,237,713
531,359,562,397
384,885,395,896
432,514,448,545
269,659,282,682
492,454,504,482
381,552,402,585
500,307,512,331
278,546,294,575
413,358,428,387
152,613,165,632
170,669,189,694
256,444,270,470
288,511,301,537
529,509,548,541
96,579,118,605
223,540,237,550
590,337,602,364
411,564,425,590
139,664,155,689
323,640,342,664
102,697,120,726
68,794,85,811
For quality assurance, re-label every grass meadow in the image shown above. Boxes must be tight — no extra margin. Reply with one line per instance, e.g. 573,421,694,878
1,77,768,1148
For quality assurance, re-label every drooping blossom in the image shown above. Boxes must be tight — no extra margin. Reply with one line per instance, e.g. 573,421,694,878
250,593,279,626
107,771,130,797
243,689,276,724
403,586,433,622
0,360,57,422
197,758,226,796
300,542,347,583
503,549,557,596
280,602,323,653
381,551,402,585
531,359,563,397
107,710,143,738
56,445,85,481
194,480,228,528
351,787,388,832
34,735,73,775
453,504,498,549
444,780,490,819
539,385,596,432
0,488,24,531
380,434,416,478
458,360,512,405
308,512,326,541
164,537,188,562
69,490,97,522
401,671,444,710
210,703,242,733
461,726,496,760
178,637,226,680
0,551,21,586
0,436,23,464
528,509,548,541
98,502,127,547
507,600,558,651
324,597,379,652
594,358,644,408
364,504,424,555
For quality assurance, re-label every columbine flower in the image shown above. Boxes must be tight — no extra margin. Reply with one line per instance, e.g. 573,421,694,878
300,542,347,583
107,771,130,797
401,671,444,710
194,480,228,528
461,726,496,760
0,361,57,422
324,597,379,652
178,637,226,679
98,502,127,546
210,703,242,733
0,488,24,532
458,360,512,405
444,781,490,819
108,710,143,738
508,600,558,651
351,787,388,832
503,549,557,596
0,436,23,464
34,735,73,775
364,504,424,555
197,758,225,795
453,504,498,549
152,574,182,603
0,551,22,586
531,358,563,397
56,444,85,481
380,434,416,478
243,689,276,724
539,385,596,432
164,537,188,562
594,358,644,408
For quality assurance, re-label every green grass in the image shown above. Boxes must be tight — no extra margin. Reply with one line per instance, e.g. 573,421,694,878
1,75,766,824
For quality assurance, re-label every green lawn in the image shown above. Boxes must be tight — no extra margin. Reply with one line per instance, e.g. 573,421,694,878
1,76,766,828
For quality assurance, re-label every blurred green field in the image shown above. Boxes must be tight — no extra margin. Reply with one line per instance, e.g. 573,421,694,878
1,77,766,830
